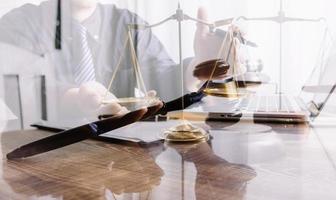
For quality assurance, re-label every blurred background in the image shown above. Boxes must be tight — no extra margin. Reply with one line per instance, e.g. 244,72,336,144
1,0,336,131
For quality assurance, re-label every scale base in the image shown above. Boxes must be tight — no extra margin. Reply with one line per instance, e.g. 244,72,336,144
163,121,209,142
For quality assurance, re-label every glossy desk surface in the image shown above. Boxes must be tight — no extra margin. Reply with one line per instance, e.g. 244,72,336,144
1,121,336,200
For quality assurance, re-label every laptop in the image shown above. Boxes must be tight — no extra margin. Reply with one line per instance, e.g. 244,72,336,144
184,82,335,123
185,61,336,124
234,85,334,123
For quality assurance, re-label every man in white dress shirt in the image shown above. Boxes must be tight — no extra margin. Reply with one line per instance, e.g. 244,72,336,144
0,0,238,120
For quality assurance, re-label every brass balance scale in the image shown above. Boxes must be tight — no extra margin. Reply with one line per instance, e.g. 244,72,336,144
101,5,253,143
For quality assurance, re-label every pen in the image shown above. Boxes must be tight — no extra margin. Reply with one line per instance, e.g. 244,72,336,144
99,81,208,120
98,90,206,121
7,109,148,159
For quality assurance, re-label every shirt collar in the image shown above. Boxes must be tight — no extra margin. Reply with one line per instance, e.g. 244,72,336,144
81,4,101,41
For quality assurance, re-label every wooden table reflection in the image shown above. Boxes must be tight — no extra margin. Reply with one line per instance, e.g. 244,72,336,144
1,120,336,200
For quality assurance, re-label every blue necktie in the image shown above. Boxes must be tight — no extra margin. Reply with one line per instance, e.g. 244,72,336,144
73,23,96,85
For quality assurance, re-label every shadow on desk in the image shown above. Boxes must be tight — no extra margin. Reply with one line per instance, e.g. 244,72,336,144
1,130,163,199
1,129,257,200
167,141,257,200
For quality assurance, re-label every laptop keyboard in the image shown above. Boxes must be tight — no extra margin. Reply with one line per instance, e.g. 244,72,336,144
238,95,301,113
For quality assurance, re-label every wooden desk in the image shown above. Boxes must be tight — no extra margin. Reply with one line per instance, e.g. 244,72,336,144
1,121,336,200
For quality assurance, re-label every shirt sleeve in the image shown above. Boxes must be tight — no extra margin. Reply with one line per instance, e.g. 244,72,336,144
0,4,42,54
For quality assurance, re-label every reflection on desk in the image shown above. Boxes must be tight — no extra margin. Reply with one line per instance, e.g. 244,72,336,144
167,141,256,199
1,130,163,199
1,120,336,200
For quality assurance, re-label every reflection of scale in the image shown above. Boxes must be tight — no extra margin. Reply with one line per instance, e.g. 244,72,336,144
236,0,326,96
117,4,258,142
204,0,328,99
100,23,159,110
201,27,248,99
114,3,251,141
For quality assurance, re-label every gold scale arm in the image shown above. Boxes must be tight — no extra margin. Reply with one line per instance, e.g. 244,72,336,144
102,26,150,105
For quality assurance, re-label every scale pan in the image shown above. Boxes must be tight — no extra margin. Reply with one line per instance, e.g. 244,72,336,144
102,96,160,111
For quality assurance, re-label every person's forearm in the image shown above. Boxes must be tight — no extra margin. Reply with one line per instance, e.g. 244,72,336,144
185,58,205,92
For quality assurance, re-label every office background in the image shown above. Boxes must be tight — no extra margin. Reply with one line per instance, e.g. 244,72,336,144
1,0,335,95
1,0,336,130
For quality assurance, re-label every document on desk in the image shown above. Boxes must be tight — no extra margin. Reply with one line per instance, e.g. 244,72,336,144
100,120,184,143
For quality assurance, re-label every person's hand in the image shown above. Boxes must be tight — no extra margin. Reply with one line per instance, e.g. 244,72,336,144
76,82,127,117
193,59,230,81
62,81,161,119
142,100,163,119
192,7,231,81
193,7,246,72
97,89,161,119
193,7,226,65
186,7,246,91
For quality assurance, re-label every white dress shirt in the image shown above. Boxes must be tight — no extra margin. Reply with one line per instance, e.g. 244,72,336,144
0,1,182,101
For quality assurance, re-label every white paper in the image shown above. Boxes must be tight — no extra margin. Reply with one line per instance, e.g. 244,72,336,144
100,120,184,143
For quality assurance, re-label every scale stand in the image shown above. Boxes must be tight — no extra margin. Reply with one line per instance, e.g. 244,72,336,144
236,0,325,102
129,3,224,142
129,3,277,139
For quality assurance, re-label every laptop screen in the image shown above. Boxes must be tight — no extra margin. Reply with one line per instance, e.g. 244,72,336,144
300,37,336,119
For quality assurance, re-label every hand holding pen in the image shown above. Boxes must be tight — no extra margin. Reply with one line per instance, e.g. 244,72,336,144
7,101,163,160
